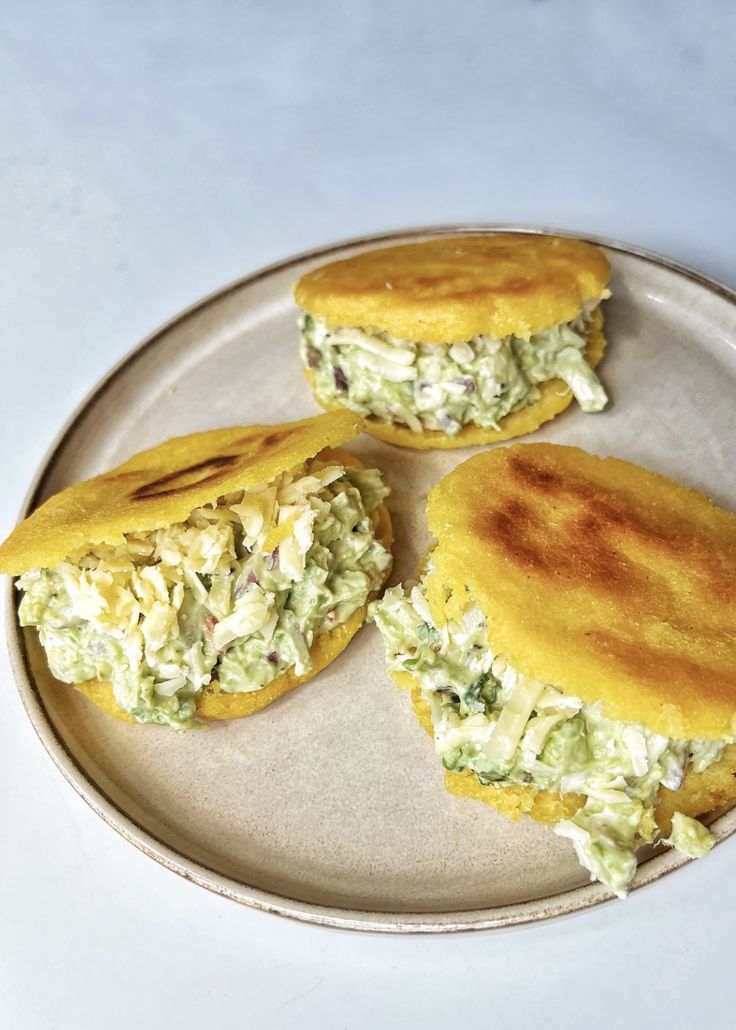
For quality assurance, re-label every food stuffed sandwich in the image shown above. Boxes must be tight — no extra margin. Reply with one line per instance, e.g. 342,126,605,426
295,234,611,449
1,412,392,731
372,444,736,895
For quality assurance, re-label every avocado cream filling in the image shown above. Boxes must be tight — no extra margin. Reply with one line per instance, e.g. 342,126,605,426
299,299,607,435
371,580,724,897
18,461,391,731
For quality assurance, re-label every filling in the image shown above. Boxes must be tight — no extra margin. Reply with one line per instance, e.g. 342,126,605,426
299,299,607,436
371,578,724,896
18,460,391,731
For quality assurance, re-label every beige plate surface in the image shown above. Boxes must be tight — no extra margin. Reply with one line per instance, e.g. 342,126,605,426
6,225,736,932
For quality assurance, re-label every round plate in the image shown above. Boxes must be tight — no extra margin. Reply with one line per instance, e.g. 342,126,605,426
7,225,736,932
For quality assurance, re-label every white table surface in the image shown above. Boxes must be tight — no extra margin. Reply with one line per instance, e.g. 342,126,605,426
2,2,734,1026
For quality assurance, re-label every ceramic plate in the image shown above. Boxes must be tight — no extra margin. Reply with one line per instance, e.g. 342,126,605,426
6,225,736,932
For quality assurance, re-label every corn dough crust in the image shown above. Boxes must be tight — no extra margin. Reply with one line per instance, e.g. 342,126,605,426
12,435,393,724
295,234,610,344
400,675,736,835
0,411,364,575
424,445,736,739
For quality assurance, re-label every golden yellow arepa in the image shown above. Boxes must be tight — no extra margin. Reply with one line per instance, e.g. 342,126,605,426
6,414,393,726
295,234,610,343
296,235,611,450
371,444,736,893
0,411,364,575
68,468,392,725
425,444,736,739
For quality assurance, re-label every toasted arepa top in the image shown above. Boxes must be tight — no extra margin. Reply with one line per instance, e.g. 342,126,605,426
425,444,736,740
0,411,364,575
294,235,610,344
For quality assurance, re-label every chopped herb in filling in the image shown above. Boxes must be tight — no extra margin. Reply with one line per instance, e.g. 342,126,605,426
371,580,723,896
300,300,607,435
18,462,391,731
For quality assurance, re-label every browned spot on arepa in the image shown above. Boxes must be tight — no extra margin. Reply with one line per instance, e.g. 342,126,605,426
295,234,610,344
425,444,736,739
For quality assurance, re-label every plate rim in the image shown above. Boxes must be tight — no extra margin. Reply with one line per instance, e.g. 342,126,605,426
6,222,736,933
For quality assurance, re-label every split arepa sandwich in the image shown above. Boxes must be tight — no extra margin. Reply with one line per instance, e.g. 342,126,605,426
371,444,736,895
295,234,611,449
1,412,392,731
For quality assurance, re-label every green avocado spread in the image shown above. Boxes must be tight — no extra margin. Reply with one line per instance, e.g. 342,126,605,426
371,576,723,896
300,298,607,435
18,461,390,731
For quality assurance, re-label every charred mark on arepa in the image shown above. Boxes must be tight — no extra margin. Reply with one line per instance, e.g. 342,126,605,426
232,426,298,451
131,455,241,500
509,455,671,548
584,628,735,697
478,496,539,537
497,275,535,294
412,275,449,289
577,493,677,552
474,488,640,591
507,453,564,493
131,426,306,501
474,500,546,571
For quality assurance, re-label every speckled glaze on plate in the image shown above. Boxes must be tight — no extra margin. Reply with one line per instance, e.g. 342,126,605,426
6,225,736,933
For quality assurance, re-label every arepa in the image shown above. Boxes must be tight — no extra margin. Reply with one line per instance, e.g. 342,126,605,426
372,444,736,895
295,235,611,448
3,412,393,730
